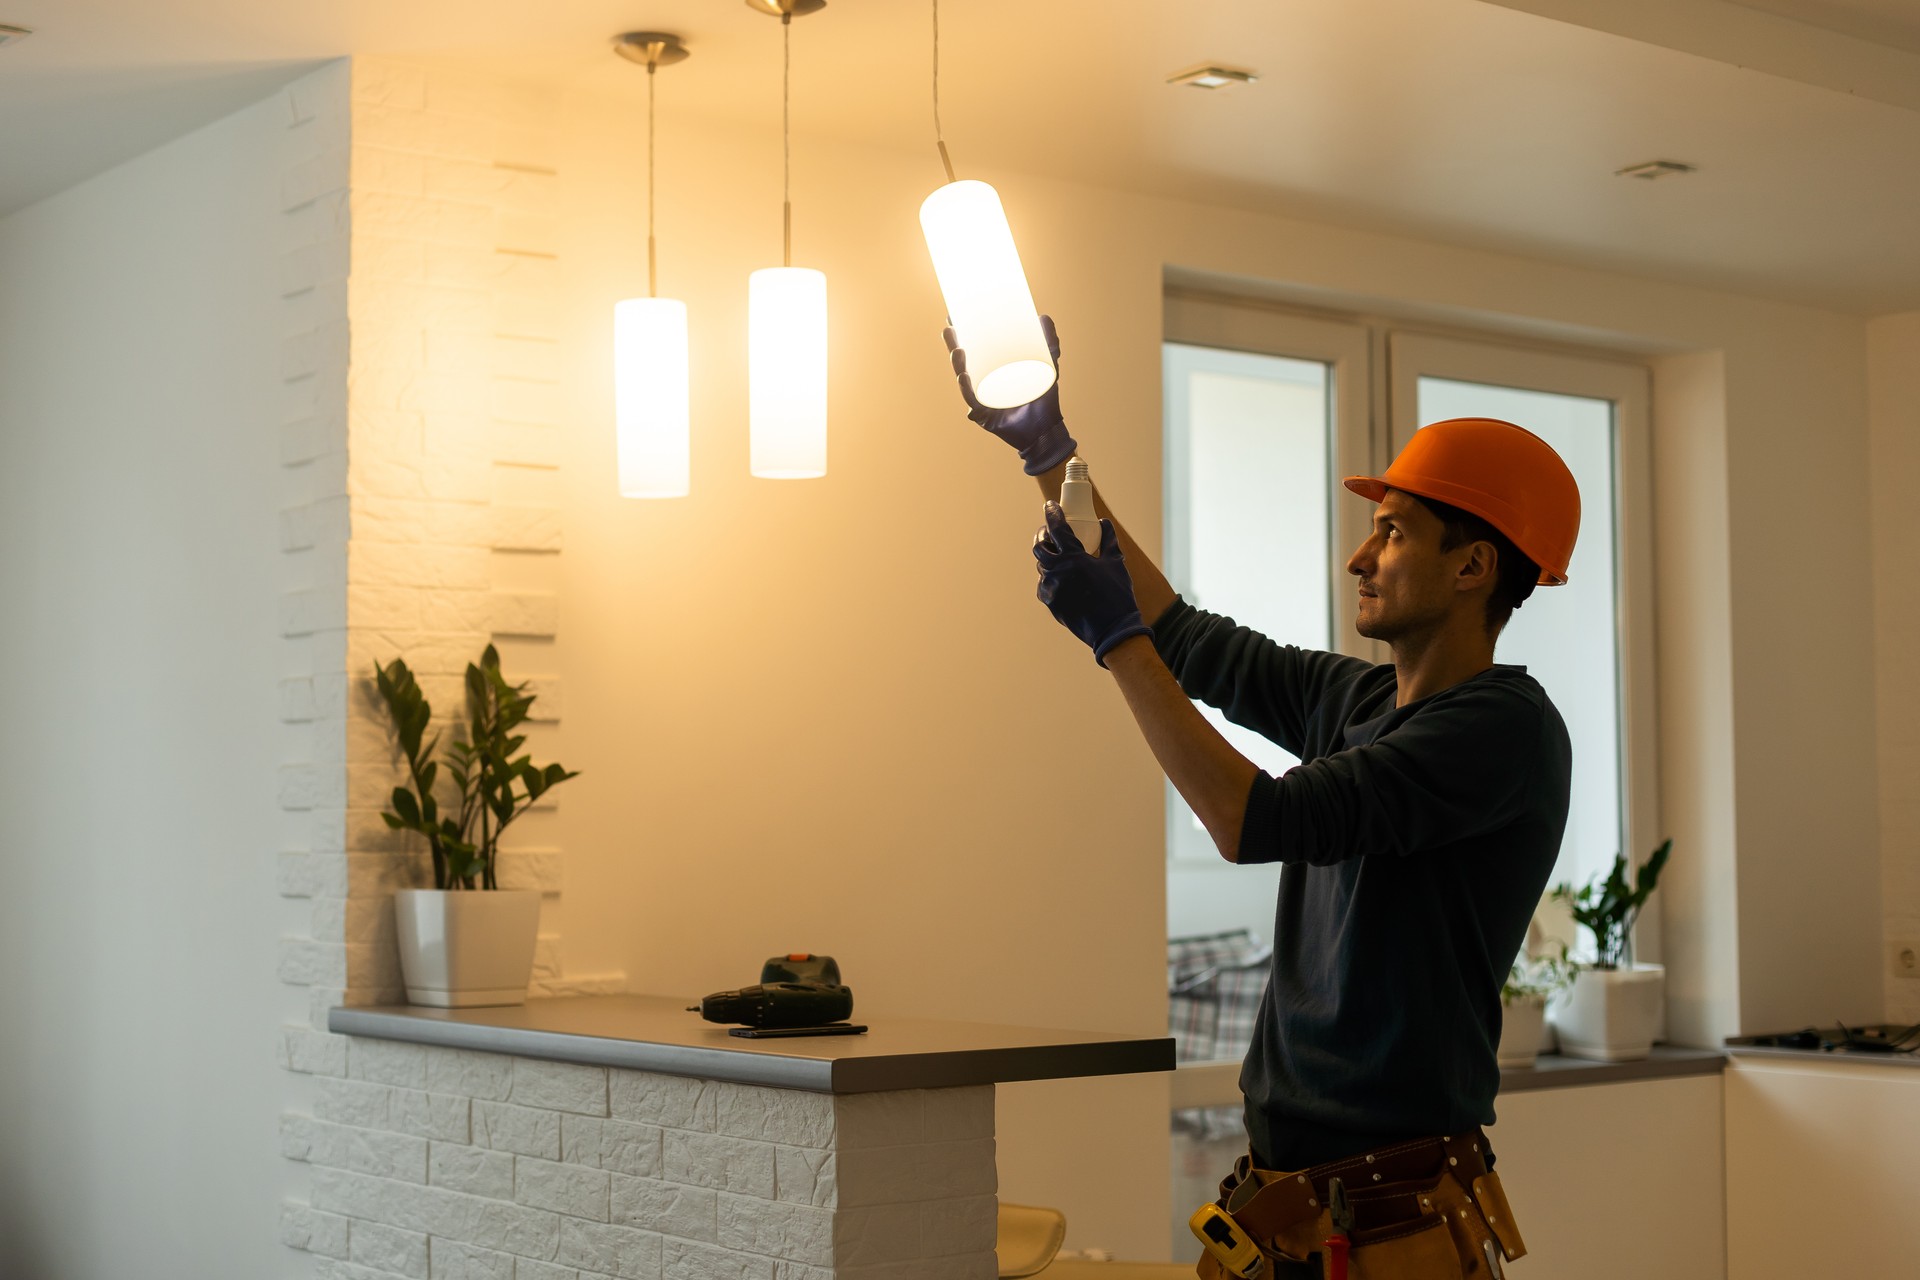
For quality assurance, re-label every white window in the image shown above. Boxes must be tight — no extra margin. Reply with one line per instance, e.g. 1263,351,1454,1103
1163,297,1660,948
1390,334,1657,900
1161,299,1371,939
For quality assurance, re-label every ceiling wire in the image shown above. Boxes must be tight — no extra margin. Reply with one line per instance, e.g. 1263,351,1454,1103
934,0,955,182
647,57,658,297
783,13,793,267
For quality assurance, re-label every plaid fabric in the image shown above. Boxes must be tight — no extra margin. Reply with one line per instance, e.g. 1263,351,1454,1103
1168,928,1272,1065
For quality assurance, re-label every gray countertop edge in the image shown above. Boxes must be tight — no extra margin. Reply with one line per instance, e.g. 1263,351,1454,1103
827,1040,1174,1092
1496,1045,1726,1093
1723,1044,1920,1069
328,1007,834,1090
327,1006,1175,1093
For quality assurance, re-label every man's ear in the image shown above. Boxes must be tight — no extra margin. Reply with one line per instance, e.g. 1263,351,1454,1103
1456,540,1498,593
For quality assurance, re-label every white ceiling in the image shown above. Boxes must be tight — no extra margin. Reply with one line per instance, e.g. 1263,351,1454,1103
4,0,1920,314
1732,0,1920,53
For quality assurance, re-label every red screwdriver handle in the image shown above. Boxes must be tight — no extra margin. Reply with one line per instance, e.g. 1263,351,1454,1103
1324,1234,1349,1280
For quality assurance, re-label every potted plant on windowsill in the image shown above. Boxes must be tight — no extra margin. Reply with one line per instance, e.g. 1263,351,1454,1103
1499,951,1574,1070
1549,839,1672,1062
374,646,578,1007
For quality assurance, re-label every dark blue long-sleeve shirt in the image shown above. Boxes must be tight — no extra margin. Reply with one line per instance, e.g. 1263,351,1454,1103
1153,598,1571,1171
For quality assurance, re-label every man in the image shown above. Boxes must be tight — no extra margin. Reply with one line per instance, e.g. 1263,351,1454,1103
947,319,1578,1279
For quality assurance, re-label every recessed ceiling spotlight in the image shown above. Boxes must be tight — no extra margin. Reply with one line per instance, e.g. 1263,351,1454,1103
1616,160,1697,180
1167,63,1258,90
0,24,33,48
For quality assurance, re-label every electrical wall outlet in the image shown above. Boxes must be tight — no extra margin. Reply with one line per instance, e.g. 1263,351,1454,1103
1892,941,1920,980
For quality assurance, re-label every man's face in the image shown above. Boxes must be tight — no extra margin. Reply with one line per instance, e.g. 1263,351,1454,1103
1346,490,1467,643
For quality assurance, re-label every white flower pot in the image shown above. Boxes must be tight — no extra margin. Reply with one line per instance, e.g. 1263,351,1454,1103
1549,963,1665,1062
1498,995,1548,1070
393,889,541,1008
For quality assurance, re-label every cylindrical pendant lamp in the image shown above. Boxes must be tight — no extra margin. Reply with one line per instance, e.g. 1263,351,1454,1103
614,297,691,496
612,32,693,498
748,1,829,480
920,179,1055,408
917,1,1054,410
748,267,828,478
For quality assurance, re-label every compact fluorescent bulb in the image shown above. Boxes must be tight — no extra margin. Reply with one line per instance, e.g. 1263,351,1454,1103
614,297,692,498
919,180,1055,409
748,267,828,479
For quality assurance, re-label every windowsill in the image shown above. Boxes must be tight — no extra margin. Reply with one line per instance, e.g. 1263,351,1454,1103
1496,1045,1726,1093
1171,1045,1725,1110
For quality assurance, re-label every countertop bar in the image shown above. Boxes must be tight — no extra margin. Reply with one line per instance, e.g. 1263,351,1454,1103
329,994,1176,1093
1725,1042,1920,1069
1496,1045,1726,1093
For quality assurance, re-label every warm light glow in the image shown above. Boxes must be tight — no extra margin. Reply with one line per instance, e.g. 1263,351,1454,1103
919,179,1056,409
748,267,828,479
614,297,691,498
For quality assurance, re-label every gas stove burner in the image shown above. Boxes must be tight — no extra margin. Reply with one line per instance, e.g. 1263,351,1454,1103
1736,1022,1919,1055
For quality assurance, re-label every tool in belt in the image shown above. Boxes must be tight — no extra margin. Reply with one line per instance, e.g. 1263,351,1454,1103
1187,1129,1527,1280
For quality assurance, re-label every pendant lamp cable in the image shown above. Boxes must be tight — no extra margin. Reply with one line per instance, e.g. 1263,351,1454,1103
933,0,955,182
782,13,793,267
647,57,658,297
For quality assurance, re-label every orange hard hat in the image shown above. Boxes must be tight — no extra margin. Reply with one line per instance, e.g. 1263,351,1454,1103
1343,418,1581,586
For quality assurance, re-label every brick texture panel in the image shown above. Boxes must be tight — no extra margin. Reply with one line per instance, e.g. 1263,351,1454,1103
284,1039,1000,1276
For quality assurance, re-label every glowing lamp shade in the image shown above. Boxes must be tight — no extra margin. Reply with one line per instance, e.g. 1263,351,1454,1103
748,266,828,479
614,297,691,498
919,179,1055,409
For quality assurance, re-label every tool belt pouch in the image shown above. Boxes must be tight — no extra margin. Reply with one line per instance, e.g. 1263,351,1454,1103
1196,1143,1527,1280
1469,1170,1526,1263
1347,1212,1466,1280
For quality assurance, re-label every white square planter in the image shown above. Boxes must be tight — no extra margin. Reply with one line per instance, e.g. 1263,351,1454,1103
1549,963,1665,1062
393,888,541,1007
1498,995,1548,1070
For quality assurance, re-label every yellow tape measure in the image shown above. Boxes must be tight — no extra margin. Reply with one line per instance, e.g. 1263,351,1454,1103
1189,1203,1265,1278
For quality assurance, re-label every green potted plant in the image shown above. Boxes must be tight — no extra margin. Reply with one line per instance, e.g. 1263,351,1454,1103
374,645,577,1007
1499,950,1574,1070
1549,839,1671,1062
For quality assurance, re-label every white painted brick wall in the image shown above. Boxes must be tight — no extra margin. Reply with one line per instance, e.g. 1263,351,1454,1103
429,1239,517,1280
515,1158,612,1221
510,1061,609,1116
427,1048,516,1100
475,1101,563,1159
285,1040,999,1277
329,50,577,986
278,49,605,1177
352,1219,431,1277
284,1200,353,1259
275,75,360,1248
430,1144,514,1199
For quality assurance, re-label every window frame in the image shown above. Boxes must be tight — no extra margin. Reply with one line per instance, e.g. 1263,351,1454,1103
1163,293,1377,655
1161,294,1376,874
1158,295,1664,966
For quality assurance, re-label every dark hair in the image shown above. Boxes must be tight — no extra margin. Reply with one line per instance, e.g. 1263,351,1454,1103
1401,491,1540,634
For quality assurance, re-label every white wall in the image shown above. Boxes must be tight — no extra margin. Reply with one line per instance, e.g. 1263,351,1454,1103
1867,311,1920,1026
0,64,348,1278
1650,351,1743,1048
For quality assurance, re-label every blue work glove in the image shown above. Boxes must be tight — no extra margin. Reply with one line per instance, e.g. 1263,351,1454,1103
943,314,1078,476
1033,502,1154,666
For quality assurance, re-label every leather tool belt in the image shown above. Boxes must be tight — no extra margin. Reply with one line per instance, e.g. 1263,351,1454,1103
1193,1129,1527,1280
